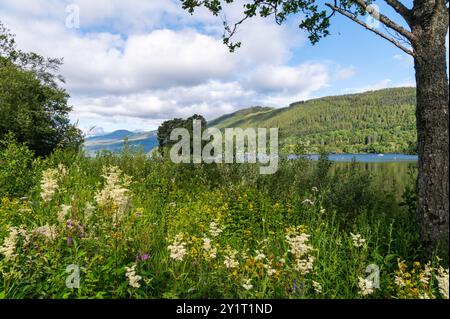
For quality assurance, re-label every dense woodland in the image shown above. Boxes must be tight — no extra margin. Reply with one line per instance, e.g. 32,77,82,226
210,88,417,154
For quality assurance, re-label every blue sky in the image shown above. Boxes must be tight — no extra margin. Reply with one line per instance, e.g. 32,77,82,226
0,0,427,134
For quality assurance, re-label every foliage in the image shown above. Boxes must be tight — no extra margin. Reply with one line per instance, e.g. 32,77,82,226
157,114,207,154
0,133,41,198
0,22,83,157
180,1,382,51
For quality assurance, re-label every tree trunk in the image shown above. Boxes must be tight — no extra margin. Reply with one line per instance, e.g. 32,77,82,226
411,5,449,254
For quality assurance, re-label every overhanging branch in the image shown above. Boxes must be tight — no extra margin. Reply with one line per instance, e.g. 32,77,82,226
325,3,415,56
352,0,415,41
384,0,413,25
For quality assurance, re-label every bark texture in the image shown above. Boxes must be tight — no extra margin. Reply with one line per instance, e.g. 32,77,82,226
411,1,449,253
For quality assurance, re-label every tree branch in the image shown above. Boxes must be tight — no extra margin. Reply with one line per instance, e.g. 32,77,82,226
325,3,415,56
384,0,413,25
352,0,415,41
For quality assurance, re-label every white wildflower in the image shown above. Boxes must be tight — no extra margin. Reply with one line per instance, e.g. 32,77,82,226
285,228,315,275
350,233,366,248
224,248,239,269
358,277,375,296
394,275,406,287
294,255,315,274
436,266,449,299
40,168,59,202
311,187,319,193
57,164,68,177
264,263,277,277
202,237,217,259
286,232,314,257
95,166,131,222
17,226,30,246
125,265,142,289
0,227,19,261
33,225,58,241
302,199,314,206
168,233,187,261
242,279,253,290
312,280,323,294
209,222,223,237
419,292,433,299
58,205,72,223
254,250,266,261
419,262,433,285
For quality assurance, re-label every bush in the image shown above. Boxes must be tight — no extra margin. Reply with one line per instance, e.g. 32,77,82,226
0,133,38,197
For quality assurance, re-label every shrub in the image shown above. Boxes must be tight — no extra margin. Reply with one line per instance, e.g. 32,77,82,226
0,133,38,197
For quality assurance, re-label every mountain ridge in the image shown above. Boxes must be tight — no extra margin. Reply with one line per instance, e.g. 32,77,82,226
83,87,417,155
209,87,417,154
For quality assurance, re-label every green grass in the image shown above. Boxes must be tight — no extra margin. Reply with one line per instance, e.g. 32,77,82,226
0,144,448,299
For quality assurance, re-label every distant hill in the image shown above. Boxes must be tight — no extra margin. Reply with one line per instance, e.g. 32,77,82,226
83,87,417,156
84,130,158,156
86,130,134,142
208,106,274,128
209,87,417,154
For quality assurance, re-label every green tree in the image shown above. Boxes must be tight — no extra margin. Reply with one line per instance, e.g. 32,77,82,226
180,0,449,253
0,22,83,157
157,114,207,154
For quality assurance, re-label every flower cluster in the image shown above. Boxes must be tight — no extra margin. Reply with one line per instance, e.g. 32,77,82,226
436,266,449,299
40,165,67,202
285,226,315,275
264,262,277,277
223,247,239,269
125,264,142,289
350,233,366,248
254,250,266,261
358,277,375,296
202,237,217,259
33,224,58,242
209,222,223,238
168,233,187,261
0,226,20,261
312,280,323,294
393,260,439,299
242,278,253,290
95,166,132,222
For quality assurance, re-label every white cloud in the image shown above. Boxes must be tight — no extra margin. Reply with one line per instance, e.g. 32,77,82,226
248,63,329,94
0,0,357,131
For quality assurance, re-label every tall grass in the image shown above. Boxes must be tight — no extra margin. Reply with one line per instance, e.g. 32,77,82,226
0,141,448,299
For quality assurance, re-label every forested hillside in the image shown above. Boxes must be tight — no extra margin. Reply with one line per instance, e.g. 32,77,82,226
210,87,417,154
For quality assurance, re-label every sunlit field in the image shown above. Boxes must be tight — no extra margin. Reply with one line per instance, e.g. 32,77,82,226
0,140,448,299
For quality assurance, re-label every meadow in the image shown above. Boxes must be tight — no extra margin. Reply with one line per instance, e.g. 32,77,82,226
0,138,448,299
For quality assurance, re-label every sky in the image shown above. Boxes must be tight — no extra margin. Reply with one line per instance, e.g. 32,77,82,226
0,0,424,134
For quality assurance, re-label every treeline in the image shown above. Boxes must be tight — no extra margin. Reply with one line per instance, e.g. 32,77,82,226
211,88,417,154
